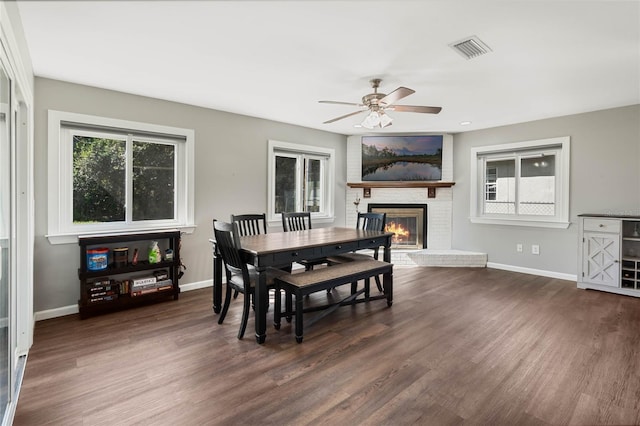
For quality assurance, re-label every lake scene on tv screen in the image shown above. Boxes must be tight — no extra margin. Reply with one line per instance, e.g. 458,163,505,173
362,135,443,181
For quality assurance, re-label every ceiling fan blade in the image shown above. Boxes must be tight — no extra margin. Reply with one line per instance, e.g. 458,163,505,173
323,110,365,124
378,87,415,106
319,100,364,107
389,105,442,114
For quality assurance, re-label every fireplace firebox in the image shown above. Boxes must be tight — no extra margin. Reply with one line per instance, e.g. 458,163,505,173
367,203,427,249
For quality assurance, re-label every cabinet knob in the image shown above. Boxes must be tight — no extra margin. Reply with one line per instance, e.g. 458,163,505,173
599,224,604,227
614,259,619,263
336,245,342,249
292,252,298,257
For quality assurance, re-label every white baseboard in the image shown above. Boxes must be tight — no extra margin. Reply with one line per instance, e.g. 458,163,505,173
34,279,215,321
34,304,78,321
486,262,577,282
179,279,212,292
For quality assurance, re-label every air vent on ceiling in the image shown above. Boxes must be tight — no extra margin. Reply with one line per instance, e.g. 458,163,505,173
449,36,492,60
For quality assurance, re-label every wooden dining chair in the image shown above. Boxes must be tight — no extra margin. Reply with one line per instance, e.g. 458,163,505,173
213,220,286,339
281,211,328,270
229,213,268,299
327,212,387,292
231,213,267,236
281,211,312,232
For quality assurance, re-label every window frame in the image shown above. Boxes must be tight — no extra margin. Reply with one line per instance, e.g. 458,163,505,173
47,110,195,244
267,139,335,225
469,136,570,229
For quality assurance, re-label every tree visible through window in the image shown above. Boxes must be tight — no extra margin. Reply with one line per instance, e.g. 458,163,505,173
73,136,126,223
72,135,176,224
275,155,297,214
132,141,175,221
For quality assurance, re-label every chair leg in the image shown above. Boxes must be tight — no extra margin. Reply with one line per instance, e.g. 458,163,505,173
218,284,233,325
233,289,239,299
285,291,293,322
365,278,370,300
274,287,282,330
295,293,304,343
238,288,251,339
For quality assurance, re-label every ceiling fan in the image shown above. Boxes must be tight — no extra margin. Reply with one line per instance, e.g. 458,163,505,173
319,78,442,129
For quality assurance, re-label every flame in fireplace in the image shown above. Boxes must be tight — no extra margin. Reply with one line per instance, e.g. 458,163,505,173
386,221,410,243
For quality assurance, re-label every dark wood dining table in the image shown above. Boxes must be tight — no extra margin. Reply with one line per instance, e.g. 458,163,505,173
210,227,393,344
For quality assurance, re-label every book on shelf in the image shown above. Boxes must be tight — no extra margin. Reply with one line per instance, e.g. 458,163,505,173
88,294,119,304
130,284,173,297
131,281,161,291
153,270,169,281
129,279,173,295
86,281,117,293
132,276,157,287
88,290,118,298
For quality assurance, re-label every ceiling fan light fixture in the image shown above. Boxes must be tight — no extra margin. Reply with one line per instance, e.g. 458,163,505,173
361,110,393,129
361,110,380,129
379,111,393,128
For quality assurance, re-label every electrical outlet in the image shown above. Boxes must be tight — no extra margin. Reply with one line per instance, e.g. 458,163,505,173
532,244,540,255
516,243,523,252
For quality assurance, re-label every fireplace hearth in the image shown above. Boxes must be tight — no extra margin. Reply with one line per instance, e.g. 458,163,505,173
368,203,427,249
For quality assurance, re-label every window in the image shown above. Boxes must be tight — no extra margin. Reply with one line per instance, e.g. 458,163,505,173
485,167,497,201
470,136,570,228
48,111,195,243
267,140,334,224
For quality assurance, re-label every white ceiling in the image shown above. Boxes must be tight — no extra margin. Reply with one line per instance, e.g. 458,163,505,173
15,1,640,135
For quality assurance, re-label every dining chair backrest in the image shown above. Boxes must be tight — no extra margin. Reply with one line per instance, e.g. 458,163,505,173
231,213,267,236
213,220,248,280
282,212,312,232
357,212,386,232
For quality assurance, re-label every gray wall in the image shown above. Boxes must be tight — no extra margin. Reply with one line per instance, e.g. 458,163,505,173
34,78,347,313
33,76,639,311
452,105,640,275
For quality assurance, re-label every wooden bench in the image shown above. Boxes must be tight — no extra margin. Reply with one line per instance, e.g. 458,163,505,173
273,259,393,343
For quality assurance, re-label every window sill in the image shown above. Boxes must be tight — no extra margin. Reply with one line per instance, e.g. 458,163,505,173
469,217,570,229
46,225,196,245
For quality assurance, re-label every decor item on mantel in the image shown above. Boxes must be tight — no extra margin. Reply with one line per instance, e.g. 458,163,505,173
362,135,443,181
353,196,361,212
347,181,455,199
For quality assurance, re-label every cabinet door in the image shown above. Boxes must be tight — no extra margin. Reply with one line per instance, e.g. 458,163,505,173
582,232,620,287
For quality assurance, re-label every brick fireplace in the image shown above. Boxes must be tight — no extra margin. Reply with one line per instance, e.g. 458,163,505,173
345,134,487,267
346,134,454,250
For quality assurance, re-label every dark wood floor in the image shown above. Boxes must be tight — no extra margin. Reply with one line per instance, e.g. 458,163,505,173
14,266,640,425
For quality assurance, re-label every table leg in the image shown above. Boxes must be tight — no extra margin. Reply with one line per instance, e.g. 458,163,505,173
383,243,393,306
212,246,222,314
255,268,267,344
383,269,393,307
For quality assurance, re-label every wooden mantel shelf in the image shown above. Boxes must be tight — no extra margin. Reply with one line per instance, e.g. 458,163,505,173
347,181,455,198
347,181,455,189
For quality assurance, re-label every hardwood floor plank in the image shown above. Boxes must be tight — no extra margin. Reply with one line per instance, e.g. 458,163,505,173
14,267,640,425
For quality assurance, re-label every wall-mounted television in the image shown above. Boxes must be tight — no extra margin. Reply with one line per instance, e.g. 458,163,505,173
361,135,443,181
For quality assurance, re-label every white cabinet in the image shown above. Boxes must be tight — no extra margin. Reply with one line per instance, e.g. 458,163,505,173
578,215,640,297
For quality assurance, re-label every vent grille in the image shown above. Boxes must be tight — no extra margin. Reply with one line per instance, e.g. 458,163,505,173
449,36,492,60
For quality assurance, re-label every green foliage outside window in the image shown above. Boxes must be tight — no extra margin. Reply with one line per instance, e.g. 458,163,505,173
73,136,175,223
73,136,126,223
